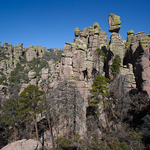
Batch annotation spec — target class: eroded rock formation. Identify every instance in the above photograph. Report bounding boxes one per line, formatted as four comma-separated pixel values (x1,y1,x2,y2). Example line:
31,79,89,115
60,22,107,101
1,13,150,149
124,32,150,96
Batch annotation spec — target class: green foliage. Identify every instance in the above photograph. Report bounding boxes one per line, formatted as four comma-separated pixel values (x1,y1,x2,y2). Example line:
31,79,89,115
27,57,48,76
90,76,110,108
50,134,84,150
54,137,73,149
9,63,28,90
2,82,8,86
1,98,18,126
111,55,121,75
95,48,107,63
19,53,27,64
0,76,6,84
18,85,45,120
129,131,143,149
108,138,130,150
88,135,130,150
50,134,131,150
43,49,63,62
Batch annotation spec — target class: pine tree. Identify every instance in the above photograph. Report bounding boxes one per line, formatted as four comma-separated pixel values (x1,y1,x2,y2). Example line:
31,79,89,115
90,76,110,132
18,85,45,141
111,55,121,75
1,98,18,141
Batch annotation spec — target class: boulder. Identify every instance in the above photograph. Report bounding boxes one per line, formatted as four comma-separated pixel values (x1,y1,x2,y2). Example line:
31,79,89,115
1,139,42,150
28,70,36,80
41,68,49,79
108,13,121,33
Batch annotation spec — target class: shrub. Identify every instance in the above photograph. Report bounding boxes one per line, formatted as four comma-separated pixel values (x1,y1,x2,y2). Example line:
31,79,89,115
27,57,48,76
43,49,63,62
111,55,121,75
95,48,107,63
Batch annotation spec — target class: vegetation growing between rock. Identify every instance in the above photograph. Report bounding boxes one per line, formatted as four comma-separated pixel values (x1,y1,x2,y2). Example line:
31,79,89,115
1,13,150,150
90,76,110,132
95,48,107,63
111,55,121,75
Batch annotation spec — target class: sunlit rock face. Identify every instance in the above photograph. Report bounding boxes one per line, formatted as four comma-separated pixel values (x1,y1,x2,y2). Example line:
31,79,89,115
60,22,107,101
1,13,150,148
125,32,150,97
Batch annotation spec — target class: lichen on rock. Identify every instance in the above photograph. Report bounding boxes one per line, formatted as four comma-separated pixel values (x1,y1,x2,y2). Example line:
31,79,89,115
125,30,134,51
127,30,134,35
140,35,150,50
108,13,121,33
92,22,100,29
74,27,80,37
80,28,88,37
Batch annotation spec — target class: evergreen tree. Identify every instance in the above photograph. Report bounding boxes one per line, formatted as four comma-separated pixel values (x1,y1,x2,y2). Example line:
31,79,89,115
95,48,107,63
1,98,18,141
111,55,121,75
90,76,110,131
18,85,45,140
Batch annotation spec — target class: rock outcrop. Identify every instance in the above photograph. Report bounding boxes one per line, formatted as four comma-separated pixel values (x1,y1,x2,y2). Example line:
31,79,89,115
125,32,150,96
108,14,126,81
60,22,107,101
0,43,63,99
1,139,42,150
1,13,150,149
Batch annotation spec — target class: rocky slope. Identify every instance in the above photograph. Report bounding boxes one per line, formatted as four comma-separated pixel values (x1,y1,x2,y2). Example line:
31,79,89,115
0,13,150,149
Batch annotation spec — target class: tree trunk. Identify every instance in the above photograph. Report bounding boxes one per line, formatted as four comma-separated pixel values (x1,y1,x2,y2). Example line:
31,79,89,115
53,116,58,137
14,123,17,141
34,115,38,141
47,113,55,148
104,110,110,132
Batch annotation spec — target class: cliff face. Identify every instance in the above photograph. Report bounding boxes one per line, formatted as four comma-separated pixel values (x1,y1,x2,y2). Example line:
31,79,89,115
1,13,148,101
60,23,107,101
0,43,62,101
0,13,150,149
124,32,150,96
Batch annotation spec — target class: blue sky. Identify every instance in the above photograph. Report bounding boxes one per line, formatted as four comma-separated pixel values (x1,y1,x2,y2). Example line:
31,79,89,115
0,0,150,49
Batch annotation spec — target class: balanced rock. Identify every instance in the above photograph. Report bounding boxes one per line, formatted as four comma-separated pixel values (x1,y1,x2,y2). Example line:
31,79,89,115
108,13,121,32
